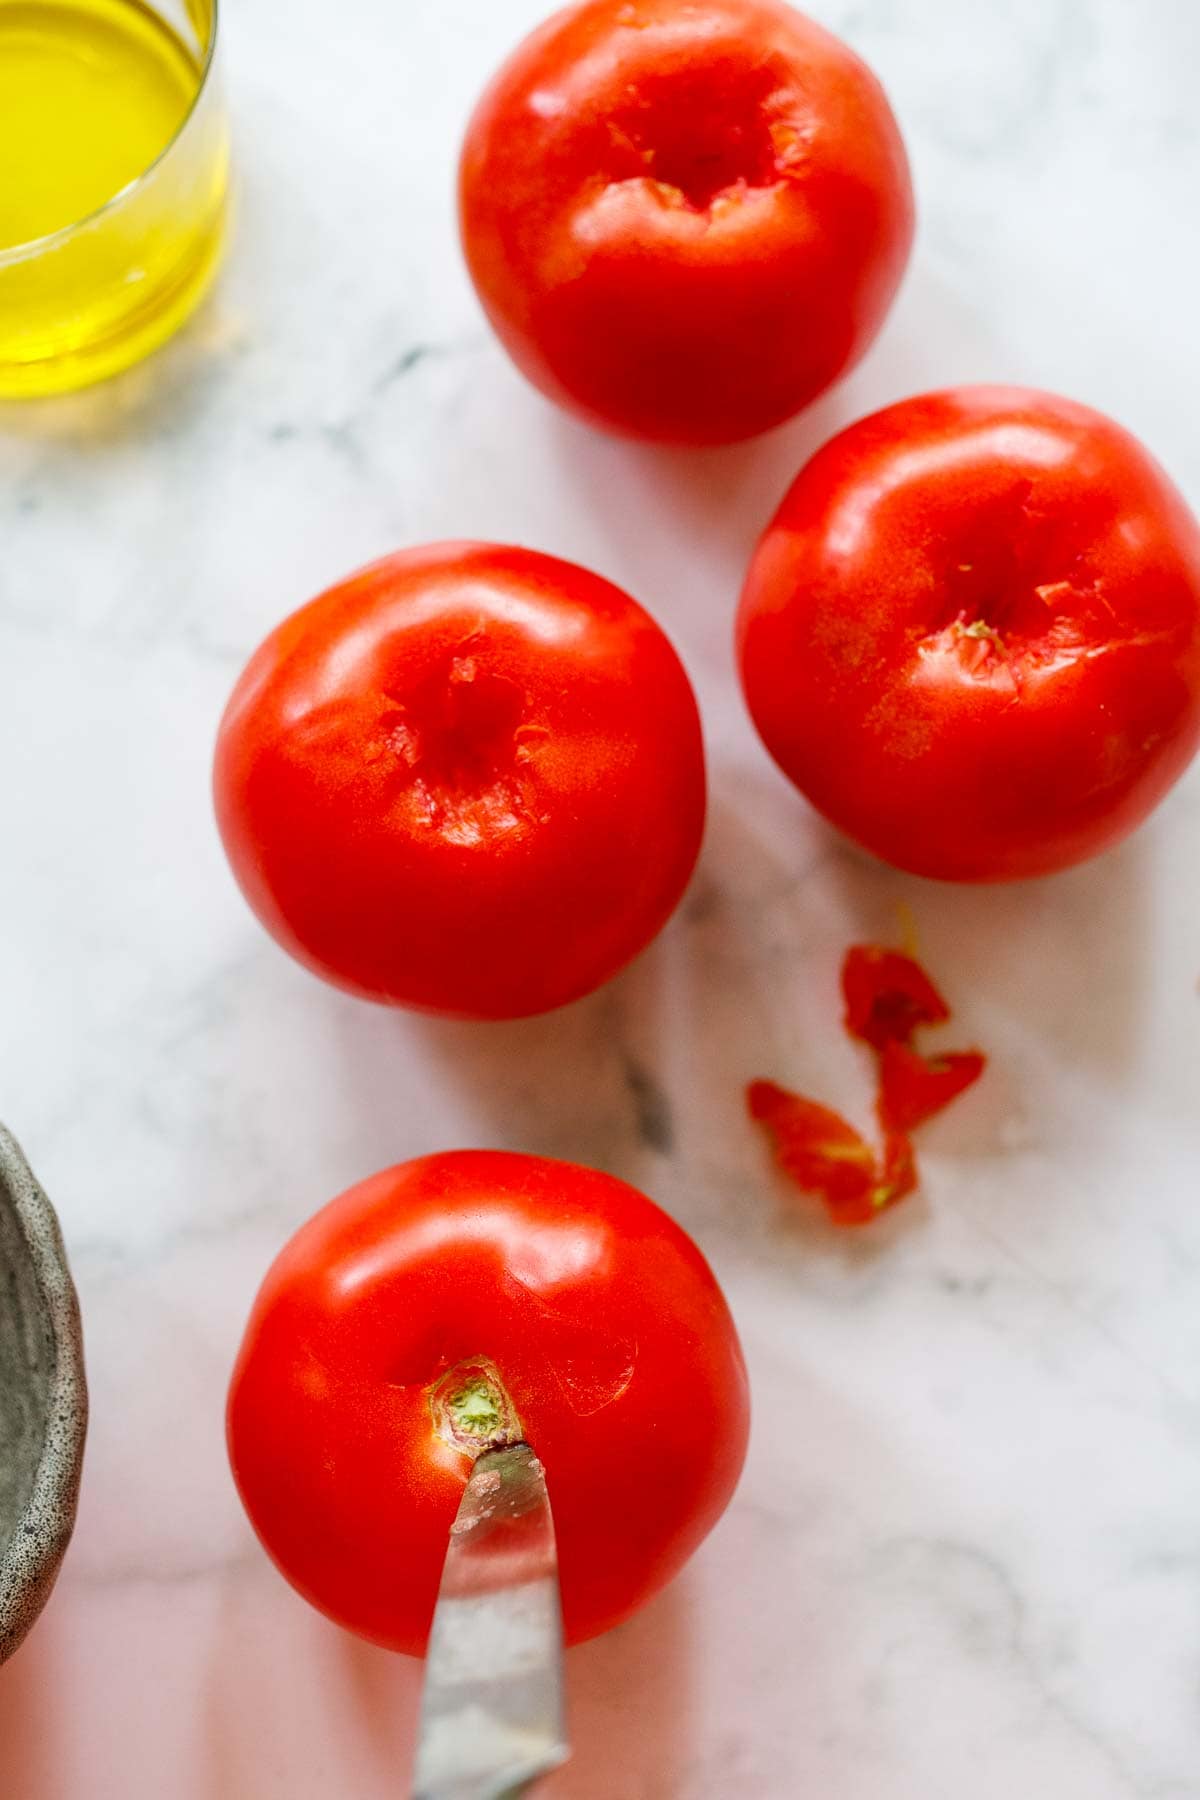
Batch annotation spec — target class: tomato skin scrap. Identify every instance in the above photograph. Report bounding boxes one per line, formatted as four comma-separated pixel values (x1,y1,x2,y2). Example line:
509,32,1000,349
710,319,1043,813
877,1131,917,1210
748,1080,872,1204
747,1080,914,1228
750,940,986,1227
842,945,950,1050
878,1041,986,1134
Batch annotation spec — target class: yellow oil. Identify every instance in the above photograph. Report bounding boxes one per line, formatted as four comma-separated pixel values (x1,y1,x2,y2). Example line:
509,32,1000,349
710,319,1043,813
0,0,229,395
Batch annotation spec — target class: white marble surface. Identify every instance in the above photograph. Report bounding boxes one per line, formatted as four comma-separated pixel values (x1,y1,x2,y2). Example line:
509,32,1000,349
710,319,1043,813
2,0,1200,1793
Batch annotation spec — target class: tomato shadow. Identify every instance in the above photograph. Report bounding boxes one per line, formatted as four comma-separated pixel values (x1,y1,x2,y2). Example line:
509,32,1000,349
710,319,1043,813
405,945,680,1192
0,1625,59,1796
546,1581,694,1800
194,1554,693,1799
332,1628,424,1789
538,385,855,688
552,1367,903,1796
198,1567,423,1799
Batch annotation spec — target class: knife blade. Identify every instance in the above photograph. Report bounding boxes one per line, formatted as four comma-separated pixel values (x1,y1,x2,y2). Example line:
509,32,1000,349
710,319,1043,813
412,1442,569,1800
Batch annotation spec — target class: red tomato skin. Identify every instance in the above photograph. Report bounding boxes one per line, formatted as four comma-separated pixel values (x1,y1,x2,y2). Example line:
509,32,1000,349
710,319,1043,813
877,1042,986,1135
841,945,949,1051
227,1152,750,1655
459,0,914,445
738,387,1200,880
747,1078,875,1212
213,543,705,1019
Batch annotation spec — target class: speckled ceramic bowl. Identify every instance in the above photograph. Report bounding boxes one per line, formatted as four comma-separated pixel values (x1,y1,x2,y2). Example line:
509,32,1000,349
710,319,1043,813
0,1127,86,1662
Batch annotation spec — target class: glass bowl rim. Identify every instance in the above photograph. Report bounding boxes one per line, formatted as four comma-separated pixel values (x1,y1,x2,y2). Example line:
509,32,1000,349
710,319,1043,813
0,0,222,270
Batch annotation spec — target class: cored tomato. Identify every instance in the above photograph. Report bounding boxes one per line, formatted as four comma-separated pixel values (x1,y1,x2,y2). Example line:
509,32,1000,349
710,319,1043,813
459,0,914,444
227,1151,750,1654
213,543,705,1018
738,387,1200,880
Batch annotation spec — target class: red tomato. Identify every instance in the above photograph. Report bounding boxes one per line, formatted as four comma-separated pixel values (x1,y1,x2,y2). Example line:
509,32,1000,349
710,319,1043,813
227,1151,750,1654
213,543,705,1018
459,0,914,445
739,387,1200,879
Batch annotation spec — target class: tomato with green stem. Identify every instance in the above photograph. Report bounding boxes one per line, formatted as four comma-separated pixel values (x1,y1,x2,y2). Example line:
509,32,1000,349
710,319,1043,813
228,1151,749,1654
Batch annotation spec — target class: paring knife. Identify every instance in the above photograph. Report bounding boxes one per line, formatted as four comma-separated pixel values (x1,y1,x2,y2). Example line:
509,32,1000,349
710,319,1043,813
412,1442,569,1800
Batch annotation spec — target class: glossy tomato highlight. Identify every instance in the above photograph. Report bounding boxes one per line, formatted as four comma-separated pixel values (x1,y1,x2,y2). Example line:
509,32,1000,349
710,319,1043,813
739,387,1200,879
227,1152,750,1654
214,543,705,1018
460,0,914,444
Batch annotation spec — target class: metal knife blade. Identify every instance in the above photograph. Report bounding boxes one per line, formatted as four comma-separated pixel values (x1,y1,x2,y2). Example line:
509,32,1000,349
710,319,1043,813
412,1443,569,1800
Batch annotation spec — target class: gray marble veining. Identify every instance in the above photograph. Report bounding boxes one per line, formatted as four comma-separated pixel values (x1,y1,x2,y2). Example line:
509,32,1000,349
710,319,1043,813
0,0,1197,1794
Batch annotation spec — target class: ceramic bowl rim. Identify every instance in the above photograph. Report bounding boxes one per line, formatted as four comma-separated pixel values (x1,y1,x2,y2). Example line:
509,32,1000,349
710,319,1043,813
0,1126,88,1662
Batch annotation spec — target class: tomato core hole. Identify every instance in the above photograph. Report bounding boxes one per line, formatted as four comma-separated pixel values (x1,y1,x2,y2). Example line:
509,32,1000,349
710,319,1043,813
391,655,529,787
929,573,1066,670
379,652,547,844
607,65,795,210
928,481,1087,656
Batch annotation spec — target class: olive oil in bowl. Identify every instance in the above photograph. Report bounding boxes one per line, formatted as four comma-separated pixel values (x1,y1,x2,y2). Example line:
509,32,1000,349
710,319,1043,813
0,0,229,395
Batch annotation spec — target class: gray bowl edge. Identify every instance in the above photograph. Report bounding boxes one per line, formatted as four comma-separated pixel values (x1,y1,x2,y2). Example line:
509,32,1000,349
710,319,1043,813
0,1126,87,1663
